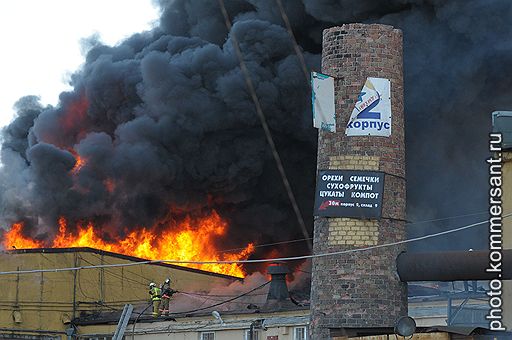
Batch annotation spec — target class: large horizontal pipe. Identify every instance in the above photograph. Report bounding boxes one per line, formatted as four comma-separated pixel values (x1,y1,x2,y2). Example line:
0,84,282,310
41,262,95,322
396,250,512,282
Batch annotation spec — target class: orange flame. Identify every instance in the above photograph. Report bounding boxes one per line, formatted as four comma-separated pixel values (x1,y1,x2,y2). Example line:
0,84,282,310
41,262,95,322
72,154,86,173
3,223,44,249
67,149,86,174
2,212,253,277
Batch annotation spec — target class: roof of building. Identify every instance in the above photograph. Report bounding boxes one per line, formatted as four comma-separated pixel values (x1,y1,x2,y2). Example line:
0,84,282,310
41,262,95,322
74,301,310,326
74,268,309,326
2,247,241,280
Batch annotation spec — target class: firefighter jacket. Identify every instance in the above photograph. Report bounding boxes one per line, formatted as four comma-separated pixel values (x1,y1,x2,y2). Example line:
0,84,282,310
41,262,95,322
161,283,176,299
149,286,162,301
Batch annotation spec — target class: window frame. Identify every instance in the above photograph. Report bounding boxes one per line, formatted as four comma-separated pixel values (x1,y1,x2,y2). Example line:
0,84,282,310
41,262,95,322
199,331,215,340
293,326,308,340
244,329,259,340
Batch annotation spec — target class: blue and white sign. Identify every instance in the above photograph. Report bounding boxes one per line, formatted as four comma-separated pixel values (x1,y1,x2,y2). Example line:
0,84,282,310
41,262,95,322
311,72,336,133
346,77,391,137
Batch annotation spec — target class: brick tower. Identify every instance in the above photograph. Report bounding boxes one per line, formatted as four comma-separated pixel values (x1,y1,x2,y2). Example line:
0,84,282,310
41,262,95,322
310,24,407,338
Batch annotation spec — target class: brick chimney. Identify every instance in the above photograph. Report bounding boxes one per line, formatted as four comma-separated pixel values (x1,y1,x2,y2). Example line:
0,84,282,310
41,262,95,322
310,24,407,338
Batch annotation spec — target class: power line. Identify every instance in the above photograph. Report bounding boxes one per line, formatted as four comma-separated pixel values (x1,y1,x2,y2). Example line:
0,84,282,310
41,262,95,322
217,0,312,253
132,281,270,323
218,237,313,253
82,253,147,288
274,0,310,86
168,281,270,315
406,211,489,225
0,290,268,307
0,214,506,275
217,210,491,253
179,291,267,298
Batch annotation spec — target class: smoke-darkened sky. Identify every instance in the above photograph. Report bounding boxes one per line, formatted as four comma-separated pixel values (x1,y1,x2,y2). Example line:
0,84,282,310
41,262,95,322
1,0,507,256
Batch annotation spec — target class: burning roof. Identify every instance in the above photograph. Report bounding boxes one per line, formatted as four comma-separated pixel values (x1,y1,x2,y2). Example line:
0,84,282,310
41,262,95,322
2,212,253,277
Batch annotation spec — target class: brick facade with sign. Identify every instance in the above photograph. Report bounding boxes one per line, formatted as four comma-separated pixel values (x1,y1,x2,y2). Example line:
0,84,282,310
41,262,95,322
310,24,407,338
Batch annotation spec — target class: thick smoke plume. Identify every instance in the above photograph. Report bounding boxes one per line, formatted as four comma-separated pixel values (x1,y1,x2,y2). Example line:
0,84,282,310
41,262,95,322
1,0,507,256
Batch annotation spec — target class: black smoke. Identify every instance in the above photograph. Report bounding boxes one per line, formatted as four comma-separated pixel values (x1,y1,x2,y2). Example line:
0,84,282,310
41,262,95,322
1,0,507,255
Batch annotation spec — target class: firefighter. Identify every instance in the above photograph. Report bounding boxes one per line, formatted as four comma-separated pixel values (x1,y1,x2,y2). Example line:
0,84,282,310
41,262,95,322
148,282,162,317
160,277,176,316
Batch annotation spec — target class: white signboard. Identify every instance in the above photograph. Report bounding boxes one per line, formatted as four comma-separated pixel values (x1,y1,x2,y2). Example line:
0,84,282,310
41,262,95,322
311,72,336,132
345,77,391,137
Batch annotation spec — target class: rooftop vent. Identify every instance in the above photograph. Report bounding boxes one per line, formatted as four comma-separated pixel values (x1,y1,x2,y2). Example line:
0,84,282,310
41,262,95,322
267,265,290,301
264,264,297,310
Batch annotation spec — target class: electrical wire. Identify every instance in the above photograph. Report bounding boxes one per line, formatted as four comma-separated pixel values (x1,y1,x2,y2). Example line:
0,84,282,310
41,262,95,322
88,252,150,285
217,0,312,253
405,211,489,225
77,258,100,302
167,281,270,315
82,254,147,288
132,302,153,340
179,296,263,305
218,237,313,253
0,214,507,275
274,0,310,86
128,281,269,336
78,255,150,310
0,290,268,307
3,210,484,275
179,291,267,298
216,210,491,253
0,292,268,309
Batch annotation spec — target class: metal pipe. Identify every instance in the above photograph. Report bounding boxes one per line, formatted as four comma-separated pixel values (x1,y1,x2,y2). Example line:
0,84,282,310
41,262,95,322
396,250,512,282
0,327,66,335
73,253,78,320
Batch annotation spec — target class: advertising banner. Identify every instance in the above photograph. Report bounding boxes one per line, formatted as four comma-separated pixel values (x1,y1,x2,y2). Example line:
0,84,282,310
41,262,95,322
311,72,336,132
346,77,391,137
314,170,384,219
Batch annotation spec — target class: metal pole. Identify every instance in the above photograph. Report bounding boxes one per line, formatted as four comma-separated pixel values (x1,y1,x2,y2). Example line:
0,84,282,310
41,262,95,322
447,296,452,326
113,304,134,340
73,254,78,320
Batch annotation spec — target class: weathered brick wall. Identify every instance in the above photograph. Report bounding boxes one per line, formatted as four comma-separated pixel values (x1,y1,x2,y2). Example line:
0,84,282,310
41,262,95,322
310,24,407,339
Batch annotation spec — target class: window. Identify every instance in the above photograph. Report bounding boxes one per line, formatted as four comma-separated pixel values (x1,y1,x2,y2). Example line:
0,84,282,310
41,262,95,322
200,332,215,340
293,326,307,340
244,329,259,340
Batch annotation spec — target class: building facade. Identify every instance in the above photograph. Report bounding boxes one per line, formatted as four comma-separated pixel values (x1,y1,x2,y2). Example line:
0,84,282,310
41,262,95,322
0,248,237,339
